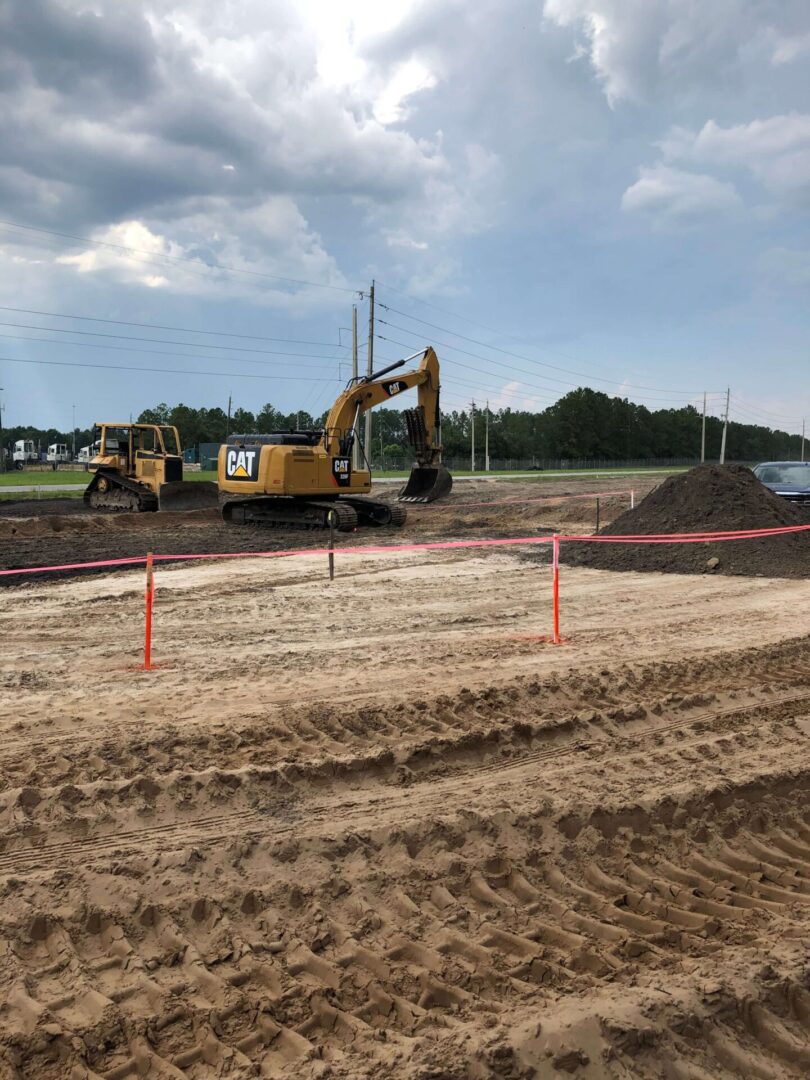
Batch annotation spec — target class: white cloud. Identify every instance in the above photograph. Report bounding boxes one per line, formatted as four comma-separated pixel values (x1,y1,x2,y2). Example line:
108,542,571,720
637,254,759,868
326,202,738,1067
373,58,437,124
660,114,810,205
52,198,349,309
621,164,741,222
770,31,810,66
543,0,809,104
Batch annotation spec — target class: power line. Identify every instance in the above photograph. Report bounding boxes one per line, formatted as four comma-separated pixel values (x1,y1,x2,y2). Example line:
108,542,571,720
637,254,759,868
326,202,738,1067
378,329,709,409
378,314,719,402
0,331,345,370
732,396,805,423
730,402,802,432
0,219,359,294
0,304,341,347
0,319,346,361
0,355,342,383
376,286,709,395
377,332,558,405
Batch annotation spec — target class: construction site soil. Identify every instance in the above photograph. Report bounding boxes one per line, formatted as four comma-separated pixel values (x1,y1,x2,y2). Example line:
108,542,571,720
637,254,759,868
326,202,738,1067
0,476,647,585
566,465,810,578
2,473,810,1078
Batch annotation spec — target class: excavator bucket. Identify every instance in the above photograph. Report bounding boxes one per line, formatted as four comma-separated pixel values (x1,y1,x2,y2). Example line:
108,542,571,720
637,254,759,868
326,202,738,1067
158,481,219,512
398,464,453,503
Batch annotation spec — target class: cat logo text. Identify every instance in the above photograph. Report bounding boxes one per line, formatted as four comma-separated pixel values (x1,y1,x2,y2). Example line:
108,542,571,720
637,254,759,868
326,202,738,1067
332,457,352,488
225,448,259,481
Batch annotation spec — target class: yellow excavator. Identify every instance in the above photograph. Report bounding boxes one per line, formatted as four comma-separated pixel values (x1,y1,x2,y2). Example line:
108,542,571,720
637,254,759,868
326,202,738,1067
219,346,452,530
84,423,219,512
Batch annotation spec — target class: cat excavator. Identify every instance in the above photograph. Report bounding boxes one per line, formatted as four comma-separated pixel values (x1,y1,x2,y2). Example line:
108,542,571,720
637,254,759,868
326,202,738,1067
84,423,219,512
219,346,452,531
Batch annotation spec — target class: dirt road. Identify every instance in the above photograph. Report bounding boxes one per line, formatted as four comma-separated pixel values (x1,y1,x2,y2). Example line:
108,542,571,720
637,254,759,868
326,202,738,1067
2,525,810,1077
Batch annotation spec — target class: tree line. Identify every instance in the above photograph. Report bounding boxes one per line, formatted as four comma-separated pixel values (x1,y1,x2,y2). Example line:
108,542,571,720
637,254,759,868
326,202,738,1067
3,387,803,464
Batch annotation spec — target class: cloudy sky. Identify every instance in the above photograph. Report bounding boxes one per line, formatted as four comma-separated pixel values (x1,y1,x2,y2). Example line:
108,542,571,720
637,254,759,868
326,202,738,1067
1,0,808,436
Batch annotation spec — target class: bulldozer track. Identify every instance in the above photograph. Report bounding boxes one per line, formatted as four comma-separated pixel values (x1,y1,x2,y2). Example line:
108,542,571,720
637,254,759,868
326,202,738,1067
3,688,807,880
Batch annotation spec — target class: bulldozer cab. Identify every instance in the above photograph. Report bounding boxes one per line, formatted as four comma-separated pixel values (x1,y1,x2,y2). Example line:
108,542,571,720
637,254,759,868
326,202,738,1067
93,424,182,478
87,423,218,512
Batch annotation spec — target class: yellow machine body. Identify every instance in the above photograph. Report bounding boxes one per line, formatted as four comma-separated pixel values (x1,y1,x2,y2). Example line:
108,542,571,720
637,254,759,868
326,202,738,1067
85,423,218,512
219,347,451,530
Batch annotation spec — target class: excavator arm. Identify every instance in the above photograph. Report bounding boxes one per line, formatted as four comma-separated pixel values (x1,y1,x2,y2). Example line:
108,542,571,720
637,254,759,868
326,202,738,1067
323,347,440,456
323,346,451,503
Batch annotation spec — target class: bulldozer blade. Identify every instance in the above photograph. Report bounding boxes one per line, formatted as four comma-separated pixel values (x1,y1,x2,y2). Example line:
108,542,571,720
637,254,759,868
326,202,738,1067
398,464,453,503
158,481,219,512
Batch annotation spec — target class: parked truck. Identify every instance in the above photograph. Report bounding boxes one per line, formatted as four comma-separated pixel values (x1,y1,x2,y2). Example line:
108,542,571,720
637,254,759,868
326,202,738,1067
12,439,37,470
78,442,100,466
46,443,71,468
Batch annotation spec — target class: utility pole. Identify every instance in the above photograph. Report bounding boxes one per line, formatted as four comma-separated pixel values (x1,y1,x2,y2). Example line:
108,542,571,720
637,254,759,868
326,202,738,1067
72,403,77,460
802,419,806,463
485,399,490,471
700,392,706,464
226,394,232,439
719,387,730,465
365,281,375,467
0,388,4,473
470,400,476,472
352,304,360,469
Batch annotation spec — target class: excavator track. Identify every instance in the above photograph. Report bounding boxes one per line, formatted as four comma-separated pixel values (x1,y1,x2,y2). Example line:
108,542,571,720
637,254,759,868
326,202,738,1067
341,498,408,528
221,497,360,531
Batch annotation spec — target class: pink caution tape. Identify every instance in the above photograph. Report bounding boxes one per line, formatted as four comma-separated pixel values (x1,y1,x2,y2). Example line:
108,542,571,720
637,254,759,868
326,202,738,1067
562,524,810,543
0,535,557,578
2,522,810,579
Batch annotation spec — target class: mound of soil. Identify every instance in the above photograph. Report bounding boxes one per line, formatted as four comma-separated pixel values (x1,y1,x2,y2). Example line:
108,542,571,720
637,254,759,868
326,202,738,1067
565,464,810,577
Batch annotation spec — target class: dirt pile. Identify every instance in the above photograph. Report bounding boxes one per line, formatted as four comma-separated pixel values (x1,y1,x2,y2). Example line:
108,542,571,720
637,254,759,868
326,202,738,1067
565,464,810,577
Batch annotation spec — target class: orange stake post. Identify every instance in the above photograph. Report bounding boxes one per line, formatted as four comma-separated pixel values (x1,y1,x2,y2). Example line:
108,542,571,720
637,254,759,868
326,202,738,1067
144,551,155,670
552,536,560,644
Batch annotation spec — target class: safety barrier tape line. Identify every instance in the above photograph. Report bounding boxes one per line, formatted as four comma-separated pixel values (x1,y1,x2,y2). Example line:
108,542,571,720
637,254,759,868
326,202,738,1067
0,536,557,578
563,524,810,543
3,522,810,578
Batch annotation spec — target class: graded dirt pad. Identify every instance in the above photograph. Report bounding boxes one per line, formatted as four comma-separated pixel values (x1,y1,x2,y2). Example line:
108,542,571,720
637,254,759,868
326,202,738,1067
0,498,92,520
0,474,654,584
566,464,810,578
1,545,810,1078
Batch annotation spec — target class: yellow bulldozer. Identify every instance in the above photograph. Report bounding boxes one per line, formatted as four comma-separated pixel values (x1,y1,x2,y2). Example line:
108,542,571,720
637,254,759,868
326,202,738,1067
84,423,219,512
219,346,452,530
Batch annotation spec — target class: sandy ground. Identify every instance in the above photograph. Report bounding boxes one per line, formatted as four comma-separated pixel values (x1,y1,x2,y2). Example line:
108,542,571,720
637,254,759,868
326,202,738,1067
1,480,810,1078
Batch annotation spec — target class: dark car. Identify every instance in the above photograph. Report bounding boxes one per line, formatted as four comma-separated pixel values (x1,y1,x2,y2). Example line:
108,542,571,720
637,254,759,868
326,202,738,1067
752,461,810,503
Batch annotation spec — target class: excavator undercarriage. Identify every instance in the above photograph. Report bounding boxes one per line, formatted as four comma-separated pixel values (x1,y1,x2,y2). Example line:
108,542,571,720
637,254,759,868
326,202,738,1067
221,495,407,531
